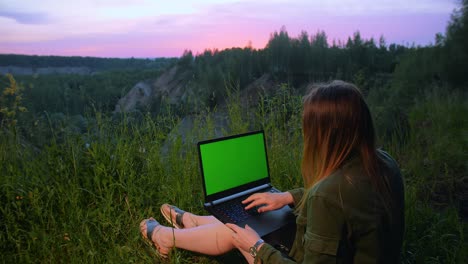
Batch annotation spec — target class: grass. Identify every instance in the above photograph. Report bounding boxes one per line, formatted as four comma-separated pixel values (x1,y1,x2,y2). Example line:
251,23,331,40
390,87,468,263
1,84,467,263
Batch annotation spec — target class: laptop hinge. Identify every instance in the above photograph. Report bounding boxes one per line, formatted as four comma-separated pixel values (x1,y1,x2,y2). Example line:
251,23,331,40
204,184,272,207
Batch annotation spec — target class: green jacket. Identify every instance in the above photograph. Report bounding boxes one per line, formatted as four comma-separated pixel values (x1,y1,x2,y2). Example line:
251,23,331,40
256,150,404,263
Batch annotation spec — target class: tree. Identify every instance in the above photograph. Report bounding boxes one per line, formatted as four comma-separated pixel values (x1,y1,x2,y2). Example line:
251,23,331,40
379,35,387,50
310,30,328,79
443,0,468,86
266,26,291,75
0,74,27,129
178,50,194,68
290,31,311,80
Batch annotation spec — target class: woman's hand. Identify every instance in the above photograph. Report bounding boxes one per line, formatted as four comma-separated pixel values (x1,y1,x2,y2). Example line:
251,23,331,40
242,192,294,213
226,223,262,253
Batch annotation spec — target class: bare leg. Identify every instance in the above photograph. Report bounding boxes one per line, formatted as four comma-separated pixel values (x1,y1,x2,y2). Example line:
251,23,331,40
187,215,219,226
141,218,232,254
140,218,255,263
160,204,219,228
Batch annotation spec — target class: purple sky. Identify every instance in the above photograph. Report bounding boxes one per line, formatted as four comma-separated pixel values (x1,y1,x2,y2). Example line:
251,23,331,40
0,0,459,58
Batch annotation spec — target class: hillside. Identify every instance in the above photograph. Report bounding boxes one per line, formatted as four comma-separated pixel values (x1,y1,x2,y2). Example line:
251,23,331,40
114,65,280,114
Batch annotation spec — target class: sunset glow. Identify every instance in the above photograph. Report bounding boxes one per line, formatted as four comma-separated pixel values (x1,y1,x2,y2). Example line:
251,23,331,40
0,0,458,58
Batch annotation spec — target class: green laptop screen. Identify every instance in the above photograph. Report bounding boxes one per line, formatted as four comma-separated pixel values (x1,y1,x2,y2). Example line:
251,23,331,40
200,132,269,196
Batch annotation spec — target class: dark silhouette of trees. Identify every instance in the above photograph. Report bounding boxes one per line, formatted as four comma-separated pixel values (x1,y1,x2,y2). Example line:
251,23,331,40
265,26,291,79
443,0,468,86
0,54,176,71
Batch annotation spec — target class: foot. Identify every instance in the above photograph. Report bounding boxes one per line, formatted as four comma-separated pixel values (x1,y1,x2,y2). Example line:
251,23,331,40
139,218,174,257
160,204,198,228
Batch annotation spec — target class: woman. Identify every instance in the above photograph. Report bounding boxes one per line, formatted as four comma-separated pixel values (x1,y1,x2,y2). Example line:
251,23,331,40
140,80,405,263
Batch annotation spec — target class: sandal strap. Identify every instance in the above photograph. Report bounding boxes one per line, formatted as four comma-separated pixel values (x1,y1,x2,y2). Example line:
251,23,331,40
172,206,186,228
146,219,159,241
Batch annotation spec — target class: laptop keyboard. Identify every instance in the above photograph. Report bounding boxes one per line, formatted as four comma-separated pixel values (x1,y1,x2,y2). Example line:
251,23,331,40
212,189,280,223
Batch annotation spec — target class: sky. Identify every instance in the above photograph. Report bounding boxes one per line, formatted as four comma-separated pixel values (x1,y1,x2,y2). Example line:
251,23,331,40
0,0,459,58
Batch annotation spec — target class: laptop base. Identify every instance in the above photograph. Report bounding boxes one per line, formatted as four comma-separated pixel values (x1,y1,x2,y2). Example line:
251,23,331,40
262,219,297,254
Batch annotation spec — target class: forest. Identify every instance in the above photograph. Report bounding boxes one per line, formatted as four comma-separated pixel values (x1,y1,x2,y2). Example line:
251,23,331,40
0,54,177,70
0,1,467,263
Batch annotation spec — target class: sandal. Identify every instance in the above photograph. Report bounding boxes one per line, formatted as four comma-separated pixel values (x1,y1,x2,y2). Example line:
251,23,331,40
141,218,168,258
160,204,187,229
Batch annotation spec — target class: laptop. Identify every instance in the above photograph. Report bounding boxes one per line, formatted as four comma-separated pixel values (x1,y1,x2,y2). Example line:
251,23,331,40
197,130,295,237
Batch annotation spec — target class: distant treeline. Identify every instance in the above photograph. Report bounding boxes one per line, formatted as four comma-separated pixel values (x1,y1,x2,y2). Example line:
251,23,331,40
0,54,177,71
174,1,467,107
180,30,406,96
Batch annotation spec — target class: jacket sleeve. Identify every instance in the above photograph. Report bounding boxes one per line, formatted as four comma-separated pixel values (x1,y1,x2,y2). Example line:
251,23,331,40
254,188,305,263
255,188,345,264
255,243,297,264
302,195,344,264
287,188,304,207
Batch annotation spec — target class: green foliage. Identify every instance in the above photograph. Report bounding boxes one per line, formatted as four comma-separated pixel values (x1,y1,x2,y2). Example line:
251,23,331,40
0,90,302,263
380,85,468,263
403,185,467,263
15,69,166,115
0,74,27,129
443,0,468,86
1,83,466,263
386,87,468,213
224,81,249,134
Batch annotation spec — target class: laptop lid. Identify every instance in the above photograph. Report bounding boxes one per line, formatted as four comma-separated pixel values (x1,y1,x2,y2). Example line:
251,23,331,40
198,130,272,203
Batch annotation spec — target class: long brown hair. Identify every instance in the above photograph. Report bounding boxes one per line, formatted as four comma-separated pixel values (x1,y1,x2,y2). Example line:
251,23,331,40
299,80,393,213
